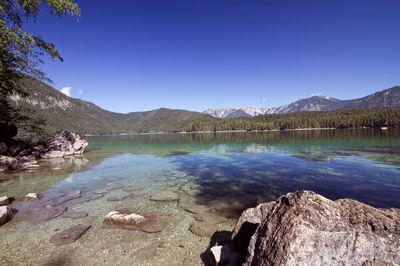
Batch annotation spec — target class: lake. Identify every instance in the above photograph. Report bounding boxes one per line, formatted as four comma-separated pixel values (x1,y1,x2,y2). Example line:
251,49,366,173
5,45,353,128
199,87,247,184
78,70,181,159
1,128,400,265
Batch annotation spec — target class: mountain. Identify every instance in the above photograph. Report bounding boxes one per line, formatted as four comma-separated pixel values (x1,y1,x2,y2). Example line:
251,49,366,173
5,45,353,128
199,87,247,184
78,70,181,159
8,76,213,138
204,86,400,118
203,106,268,118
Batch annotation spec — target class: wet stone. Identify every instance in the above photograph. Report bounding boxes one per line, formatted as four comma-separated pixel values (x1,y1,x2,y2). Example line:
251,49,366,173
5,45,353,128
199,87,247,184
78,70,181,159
107,183,124,191
67,197,90,205
189,222,218,237
104,211,181,233
23,193,42,201
123,186,144,192
107,194,128,202
52,191,81,205
50,224,91,246
92,189,108,194
0,206,14,225
90,193,104,200
129,192,146,198
150,191,180,202
0,195,11,206
61,211,88,219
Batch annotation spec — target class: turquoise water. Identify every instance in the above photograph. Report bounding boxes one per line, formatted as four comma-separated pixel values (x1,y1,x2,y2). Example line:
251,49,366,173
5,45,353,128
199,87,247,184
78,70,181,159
1,128,400,265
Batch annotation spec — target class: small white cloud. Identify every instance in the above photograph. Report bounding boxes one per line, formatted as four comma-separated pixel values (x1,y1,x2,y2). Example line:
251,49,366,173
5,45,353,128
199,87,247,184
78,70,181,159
78,89,83,95
310,92,322,97
60,87,72,97
262,98,267,102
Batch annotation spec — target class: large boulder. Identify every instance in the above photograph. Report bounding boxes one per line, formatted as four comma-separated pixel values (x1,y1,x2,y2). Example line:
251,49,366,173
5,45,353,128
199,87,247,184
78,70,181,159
231,190,400,265
42,131,88,159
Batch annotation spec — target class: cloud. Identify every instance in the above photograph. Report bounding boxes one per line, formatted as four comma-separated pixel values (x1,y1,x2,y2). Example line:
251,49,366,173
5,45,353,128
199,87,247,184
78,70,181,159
60,87,72,97
262,98,267,102
78,89,83,95
310,92,322,97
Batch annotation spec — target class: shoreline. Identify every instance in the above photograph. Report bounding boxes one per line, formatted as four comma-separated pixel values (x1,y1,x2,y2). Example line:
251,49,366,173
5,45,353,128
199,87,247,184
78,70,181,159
84,126,393,137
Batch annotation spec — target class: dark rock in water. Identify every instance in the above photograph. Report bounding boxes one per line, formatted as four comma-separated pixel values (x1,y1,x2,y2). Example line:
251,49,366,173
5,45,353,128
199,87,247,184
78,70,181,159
61,211,88,219
42,131,88,159
0,195,12,206
0,206,15,225
150,191,180,202
189,222,217,237
231,190,400,265
104,211,181,233
106,194,128,202
50,224,91,246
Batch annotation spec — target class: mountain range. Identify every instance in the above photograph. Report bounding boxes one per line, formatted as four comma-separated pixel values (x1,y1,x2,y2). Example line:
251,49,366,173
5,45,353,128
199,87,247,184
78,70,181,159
6,76,400,137
203,87,400,118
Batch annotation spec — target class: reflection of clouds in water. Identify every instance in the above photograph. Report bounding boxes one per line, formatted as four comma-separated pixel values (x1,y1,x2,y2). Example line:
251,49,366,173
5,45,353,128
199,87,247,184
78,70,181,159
208,143,278,154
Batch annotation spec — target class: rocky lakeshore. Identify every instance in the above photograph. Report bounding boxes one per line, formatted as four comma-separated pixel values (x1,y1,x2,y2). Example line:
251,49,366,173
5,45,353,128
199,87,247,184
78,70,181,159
208,190,400,266
0,130,88,173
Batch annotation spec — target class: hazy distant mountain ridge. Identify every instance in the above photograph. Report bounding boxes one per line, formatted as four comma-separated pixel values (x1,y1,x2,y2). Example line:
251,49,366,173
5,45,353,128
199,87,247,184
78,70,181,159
204,87,400,118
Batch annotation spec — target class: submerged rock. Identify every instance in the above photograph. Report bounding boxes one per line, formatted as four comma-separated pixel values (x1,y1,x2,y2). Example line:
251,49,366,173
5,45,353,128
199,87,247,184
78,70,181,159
189,222,217,237
150,191,180,202
231,190,400,265
104,211,180,233
61,211,88,219
52,190,81,205
0,195,11,206
194,213,227,224
123,186,144,192
106,183,124,191
106,194,128,202
184,204,211,214
0,206,14,225
50,224,91,246
115,202,137,213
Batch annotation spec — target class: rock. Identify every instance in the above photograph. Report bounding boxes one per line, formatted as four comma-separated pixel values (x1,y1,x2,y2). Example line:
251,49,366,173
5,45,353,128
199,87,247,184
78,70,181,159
0,155,19,172
0,142,8,155
61,211,88,219
150,191,180,202
106,183,124,191
90,193,104,200
189,222,217,237
184,204,210,214
232,190,400,266
23,192,42,201
42,131,88,159
0,206,14,225
208,245,238,266
123,186,144,192
52,190,81,205
49,224,91,246
92,189,108,194
104,211,180,233
107,194,128,202
0,195,11,206
194,213,227,224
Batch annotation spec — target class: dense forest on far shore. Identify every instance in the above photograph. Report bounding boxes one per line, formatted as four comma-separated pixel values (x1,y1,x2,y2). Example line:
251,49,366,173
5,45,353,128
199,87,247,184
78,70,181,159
185,108,400,132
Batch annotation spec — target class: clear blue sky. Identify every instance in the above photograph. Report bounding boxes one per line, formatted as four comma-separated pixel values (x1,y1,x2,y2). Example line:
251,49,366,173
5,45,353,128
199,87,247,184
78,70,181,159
25,0,400,113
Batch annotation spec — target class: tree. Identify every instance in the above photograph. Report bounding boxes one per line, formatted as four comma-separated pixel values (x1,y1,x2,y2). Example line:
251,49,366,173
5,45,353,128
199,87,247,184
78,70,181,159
0,0,80,140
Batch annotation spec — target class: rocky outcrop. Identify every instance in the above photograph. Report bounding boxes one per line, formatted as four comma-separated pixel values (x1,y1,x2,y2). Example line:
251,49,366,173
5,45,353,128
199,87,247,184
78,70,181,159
228,190,400,265
0,131,88,172
41,131,88,159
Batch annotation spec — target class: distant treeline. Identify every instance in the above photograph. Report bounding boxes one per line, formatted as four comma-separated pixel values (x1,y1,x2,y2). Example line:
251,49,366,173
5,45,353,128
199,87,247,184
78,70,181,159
185,108,400,132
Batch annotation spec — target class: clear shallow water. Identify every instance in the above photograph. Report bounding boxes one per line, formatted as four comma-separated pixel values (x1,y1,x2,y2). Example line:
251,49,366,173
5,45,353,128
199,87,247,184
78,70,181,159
1,128,400,265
